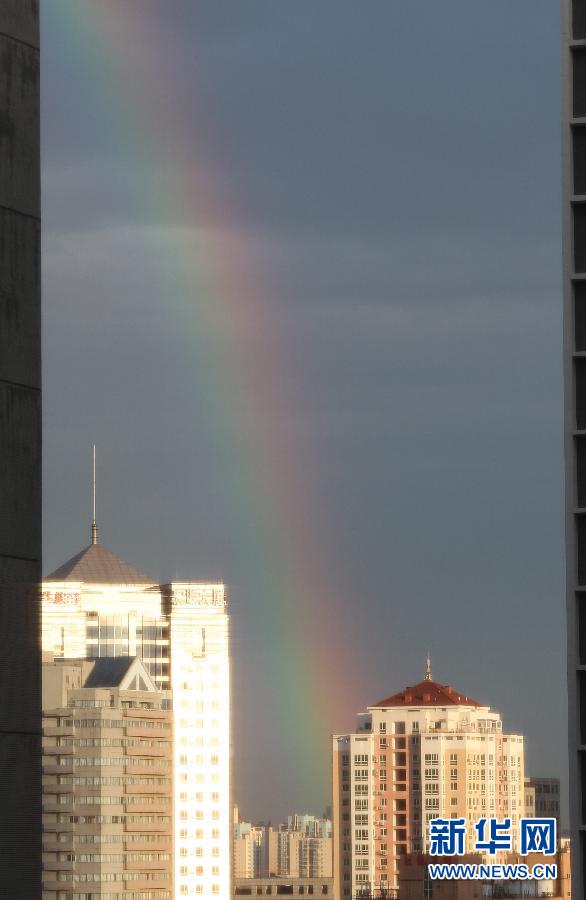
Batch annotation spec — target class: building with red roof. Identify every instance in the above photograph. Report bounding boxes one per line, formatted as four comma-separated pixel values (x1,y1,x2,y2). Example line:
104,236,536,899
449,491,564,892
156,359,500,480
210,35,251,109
332,660,525,899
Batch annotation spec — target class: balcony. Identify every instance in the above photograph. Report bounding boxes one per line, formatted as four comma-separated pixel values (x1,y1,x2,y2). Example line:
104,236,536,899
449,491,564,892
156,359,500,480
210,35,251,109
43,725,73,737
43,820,74,833
42,841,73,853
42,879,73,892
124,820,170,833
43,763,73,776
42,801,74,814
125,745,170,758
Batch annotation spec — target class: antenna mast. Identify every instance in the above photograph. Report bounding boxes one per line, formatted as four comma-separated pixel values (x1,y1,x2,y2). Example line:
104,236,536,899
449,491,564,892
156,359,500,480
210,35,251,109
91,445,98,545
424,653,432,681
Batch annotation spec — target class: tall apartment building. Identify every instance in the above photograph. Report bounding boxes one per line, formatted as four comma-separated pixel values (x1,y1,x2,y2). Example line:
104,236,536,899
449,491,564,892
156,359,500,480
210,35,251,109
273,815,333,877
269,829,333,878
233,824,254,879
0,2,41,894
233,819,269,878
42,656,173,898
42,528,231,899
287,813,332,837
332,668,524,898
524,776,561,823
233,814,333,879
562,2,586,895
287,815,333,838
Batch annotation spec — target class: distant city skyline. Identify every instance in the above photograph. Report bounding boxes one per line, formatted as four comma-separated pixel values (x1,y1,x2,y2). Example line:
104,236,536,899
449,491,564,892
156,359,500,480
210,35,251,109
42,1,565,822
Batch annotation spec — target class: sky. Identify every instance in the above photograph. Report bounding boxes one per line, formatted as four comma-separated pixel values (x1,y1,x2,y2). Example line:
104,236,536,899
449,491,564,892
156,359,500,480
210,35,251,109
41,1,565,825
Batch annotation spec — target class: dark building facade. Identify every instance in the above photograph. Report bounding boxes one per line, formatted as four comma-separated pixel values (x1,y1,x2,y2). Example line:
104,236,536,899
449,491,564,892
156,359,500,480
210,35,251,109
0,0,41,896
563,1,586,898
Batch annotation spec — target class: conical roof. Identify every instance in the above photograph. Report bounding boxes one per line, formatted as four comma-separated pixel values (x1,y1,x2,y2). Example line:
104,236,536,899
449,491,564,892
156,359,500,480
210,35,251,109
46,542,153,584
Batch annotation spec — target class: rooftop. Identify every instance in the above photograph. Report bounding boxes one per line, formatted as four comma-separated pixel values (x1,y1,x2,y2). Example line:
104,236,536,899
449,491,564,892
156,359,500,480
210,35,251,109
83,656,157,691
46,542,154,584
372,678,482,708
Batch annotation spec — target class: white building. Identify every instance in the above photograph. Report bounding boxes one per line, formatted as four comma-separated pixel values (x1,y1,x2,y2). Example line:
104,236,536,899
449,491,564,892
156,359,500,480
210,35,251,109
333,665,525,897
42,527,231,899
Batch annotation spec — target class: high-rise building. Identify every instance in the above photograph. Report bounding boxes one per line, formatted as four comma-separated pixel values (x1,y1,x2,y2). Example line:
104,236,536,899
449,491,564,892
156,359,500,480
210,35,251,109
269,829,333,879
233,813,333,879
0,2,41,895
233,816,270,879
42,526,231,899
332,667,524,898
524,776,561,824
562,2,586,896
42,656,173,899
287,814,333,839
233,823,255,879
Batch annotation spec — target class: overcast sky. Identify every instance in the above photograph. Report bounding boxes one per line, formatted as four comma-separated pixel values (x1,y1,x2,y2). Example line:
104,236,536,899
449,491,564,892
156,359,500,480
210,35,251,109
42,1,565,824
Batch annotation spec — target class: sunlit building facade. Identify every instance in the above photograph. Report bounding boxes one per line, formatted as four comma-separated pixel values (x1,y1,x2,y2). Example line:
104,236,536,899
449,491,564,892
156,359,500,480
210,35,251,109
269,830,333,878
42,531,231,899
233,820,268,879
332,667,524,898
42,656,173,899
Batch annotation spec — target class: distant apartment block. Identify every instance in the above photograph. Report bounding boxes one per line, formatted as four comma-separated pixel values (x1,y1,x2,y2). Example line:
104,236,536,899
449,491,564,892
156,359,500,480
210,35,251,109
42,656,173,899
269,829,333,879
332,668,525,897
287,815,332,838
234,812,332,879
524,776,561,823
233,815,271,878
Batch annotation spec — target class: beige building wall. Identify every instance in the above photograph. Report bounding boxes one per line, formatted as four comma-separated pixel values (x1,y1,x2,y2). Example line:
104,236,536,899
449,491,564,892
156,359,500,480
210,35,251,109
268,828,279,876
233,832,254,878
42,657,173,899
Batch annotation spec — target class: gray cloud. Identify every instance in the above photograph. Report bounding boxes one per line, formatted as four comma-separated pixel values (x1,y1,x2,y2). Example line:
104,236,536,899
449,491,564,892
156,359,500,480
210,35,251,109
42,0,566,823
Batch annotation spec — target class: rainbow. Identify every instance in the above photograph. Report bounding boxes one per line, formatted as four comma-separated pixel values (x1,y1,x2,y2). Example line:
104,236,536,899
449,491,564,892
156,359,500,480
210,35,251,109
43,1,361,810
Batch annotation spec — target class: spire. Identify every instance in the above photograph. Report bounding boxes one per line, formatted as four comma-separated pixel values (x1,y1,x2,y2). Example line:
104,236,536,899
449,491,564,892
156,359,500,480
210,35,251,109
424,653,432,681
91,444,99,545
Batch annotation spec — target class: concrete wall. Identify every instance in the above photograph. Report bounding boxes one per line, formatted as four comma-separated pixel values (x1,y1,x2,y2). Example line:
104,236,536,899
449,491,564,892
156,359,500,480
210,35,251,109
0,0,41,895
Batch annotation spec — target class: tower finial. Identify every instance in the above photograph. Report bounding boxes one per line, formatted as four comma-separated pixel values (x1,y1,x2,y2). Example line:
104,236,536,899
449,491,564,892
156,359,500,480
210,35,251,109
91,444,99,545
425,653,432,681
